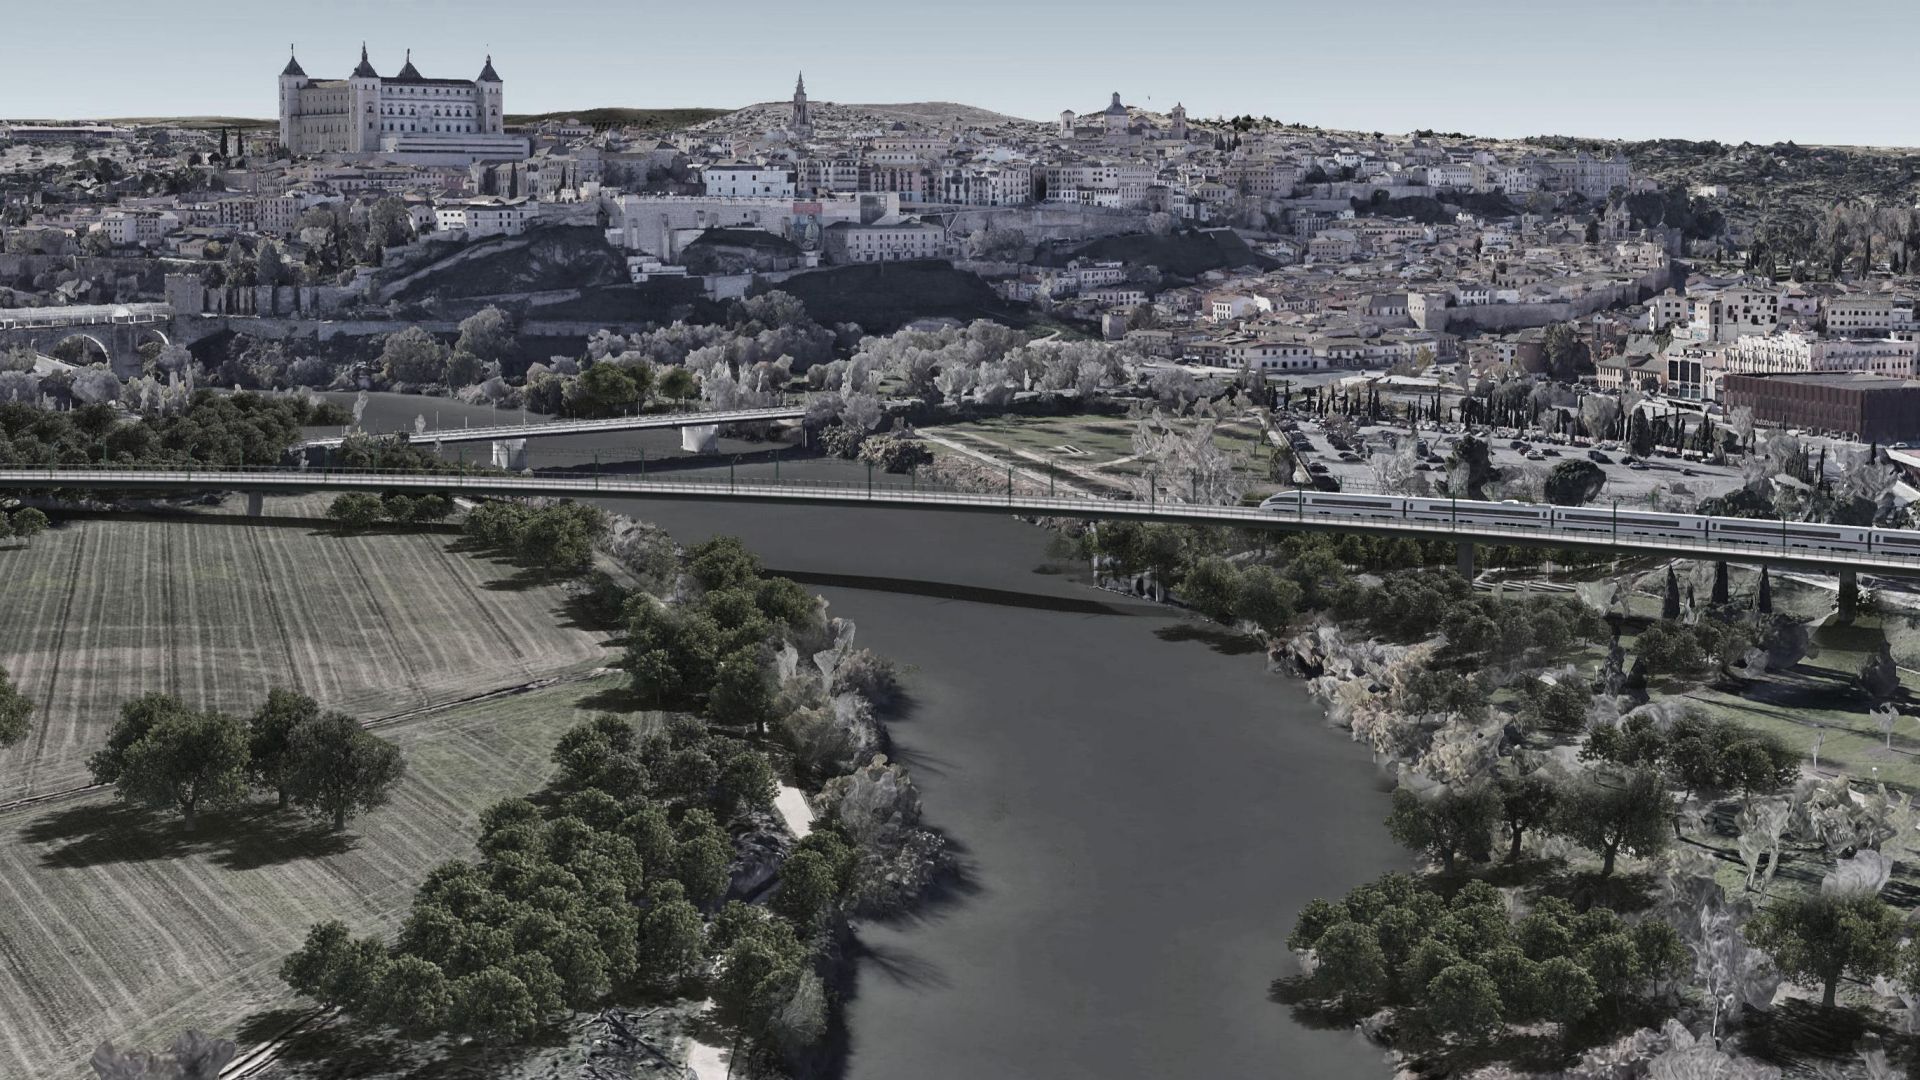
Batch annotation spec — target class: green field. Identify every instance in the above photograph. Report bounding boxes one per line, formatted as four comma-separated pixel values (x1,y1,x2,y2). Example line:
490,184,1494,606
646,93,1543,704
0,511,608,802
0,674,620,1079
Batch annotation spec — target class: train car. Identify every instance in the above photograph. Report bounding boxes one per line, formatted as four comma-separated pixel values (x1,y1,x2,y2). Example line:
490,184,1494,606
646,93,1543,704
1868,527,1920,560
1404,497,1552,530
1707,518,1871,555
1549,507,1710,546
1259,490,1409,522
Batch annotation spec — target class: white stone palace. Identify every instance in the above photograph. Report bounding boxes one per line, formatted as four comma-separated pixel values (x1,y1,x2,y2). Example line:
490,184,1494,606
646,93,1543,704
277,44,515,159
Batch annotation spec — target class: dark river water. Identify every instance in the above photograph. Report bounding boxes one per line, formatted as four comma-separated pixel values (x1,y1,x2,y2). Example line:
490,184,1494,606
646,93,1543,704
320,393,1404,1078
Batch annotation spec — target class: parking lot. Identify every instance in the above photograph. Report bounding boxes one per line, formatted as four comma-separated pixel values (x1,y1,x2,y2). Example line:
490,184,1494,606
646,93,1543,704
1278,417,1749,505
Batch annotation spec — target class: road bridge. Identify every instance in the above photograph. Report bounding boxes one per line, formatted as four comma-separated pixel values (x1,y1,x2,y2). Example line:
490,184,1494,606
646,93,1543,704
2,466,1915,592
299,405,809,452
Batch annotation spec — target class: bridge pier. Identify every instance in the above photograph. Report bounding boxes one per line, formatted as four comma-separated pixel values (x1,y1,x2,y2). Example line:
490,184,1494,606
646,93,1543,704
681,425,719,454
1456,541,1475,581
491,439,528,471
245,491,264,518
1838,568,1859,622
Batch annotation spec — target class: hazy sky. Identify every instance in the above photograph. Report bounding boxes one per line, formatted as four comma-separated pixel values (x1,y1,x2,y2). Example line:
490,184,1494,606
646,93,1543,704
5,0,1914,146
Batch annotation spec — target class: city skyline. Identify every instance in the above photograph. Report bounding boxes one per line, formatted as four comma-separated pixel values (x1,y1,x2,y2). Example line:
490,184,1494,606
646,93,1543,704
4,0,1917,146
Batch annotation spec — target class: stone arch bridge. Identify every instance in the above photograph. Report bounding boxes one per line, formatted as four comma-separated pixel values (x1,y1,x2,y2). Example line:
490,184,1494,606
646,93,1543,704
0,303,174,377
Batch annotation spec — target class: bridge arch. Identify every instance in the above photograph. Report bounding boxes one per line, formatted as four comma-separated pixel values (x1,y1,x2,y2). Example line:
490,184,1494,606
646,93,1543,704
46,332,112,367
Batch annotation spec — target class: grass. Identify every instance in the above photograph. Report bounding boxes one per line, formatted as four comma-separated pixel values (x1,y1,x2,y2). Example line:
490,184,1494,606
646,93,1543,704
0,510,609,802
0,673,621,1079
929,414,1281,489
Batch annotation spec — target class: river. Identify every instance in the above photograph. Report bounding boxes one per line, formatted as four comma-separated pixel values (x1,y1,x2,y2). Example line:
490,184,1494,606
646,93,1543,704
602,475,1401,1079
316,394,1405,1077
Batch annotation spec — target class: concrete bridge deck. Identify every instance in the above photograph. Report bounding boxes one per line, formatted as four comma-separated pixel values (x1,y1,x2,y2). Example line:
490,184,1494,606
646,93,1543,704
299,405,809,449
2,464,1915,580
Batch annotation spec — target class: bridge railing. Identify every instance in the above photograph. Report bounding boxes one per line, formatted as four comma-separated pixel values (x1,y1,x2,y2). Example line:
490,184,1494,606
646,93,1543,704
5,463,1920,572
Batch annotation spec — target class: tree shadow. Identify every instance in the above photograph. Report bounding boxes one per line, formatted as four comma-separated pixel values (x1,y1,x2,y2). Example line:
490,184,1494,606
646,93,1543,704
1742,998,1889,1070
1153,621,1264,656
767,567,1144,616
852,940,953,992
1525,866,1658,913
23,801,356,871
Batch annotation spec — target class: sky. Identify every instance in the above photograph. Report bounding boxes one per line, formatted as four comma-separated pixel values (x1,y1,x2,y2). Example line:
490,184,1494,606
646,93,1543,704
4,0,1915,146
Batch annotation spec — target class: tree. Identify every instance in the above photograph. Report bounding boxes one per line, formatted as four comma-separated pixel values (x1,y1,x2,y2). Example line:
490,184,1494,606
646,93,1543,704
1712,561,1730,605
1445,435,1496,499
1386,785,1497,872
1758,566,1772,614
1749,893,1903,1009
0,664,32,748
1232,566,1301,636
636,883,706,990
1310,921,1390,1007
10,507,47,546
1542,323,1593,381
454,306,514,368
1543,459,1606,505
658,365,697,406
574,362,641,417
368,955,452,1035
1181,556,1238,620
248,688,319,807
1532,955,1599,1027
1495,772,1558,862
1427,962,1505,1038
285,712,405,831
1662,567,1682,620
448,966,542,1044
1551,770,1672,877
377,327,448,386
110,707,251,829
325,493,385,533
1519,680,1590,733
771,846,842,928
366,196,413,250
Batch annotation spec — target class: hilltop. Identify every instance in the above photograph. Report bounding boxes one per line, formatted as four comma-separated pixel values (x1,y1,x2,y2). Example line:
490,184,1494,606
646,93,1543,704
695,99,1044,138
504,106,729,130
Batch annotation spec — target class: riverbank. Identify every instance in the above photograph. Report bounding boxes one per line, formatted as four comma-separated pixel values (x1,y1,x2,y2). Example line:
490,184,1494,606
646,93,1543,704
599,479,1404,1080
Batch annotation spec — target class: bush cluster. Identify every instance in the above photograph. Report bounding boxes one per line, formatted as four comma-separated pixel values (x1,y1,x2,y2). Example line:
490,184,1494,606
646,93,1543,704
1288,875,1687,1040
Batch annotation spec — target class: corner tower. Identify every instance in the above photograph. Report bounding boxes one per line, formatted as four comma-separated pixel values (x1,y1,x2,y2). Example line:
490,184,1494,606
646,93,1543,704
348,43,381,152
477,54,504,134
278,46,307,152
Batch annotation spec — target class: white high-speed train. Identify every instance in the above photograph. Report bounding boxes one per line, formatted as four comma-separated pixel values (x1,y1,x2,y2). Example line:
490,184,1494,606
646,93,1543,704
1256,489,1911,557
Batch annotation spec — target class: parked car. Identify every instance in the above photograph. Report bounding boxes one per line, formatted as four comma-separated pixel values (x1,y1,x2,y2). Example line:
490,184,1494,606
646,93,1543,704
1541,448,1561,457
1588,450,1612,464
1338,452,1361,463
1525,450,1546,461
1627,460,1649,471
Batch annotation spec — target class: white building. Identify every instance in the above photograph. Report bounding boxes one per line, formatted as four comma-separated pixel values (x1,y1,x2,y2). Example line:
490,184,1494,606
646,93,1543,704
823,220,946,263
435,196,535,237
703,164,795,199
278,46,511,157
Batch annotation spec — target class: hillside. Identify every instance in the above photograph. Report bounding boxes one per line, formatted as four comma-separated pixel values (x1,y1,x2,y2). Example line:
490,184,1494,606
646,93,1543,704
71,116,275,130
768,260,1034,332
505,106,728,130
1046,228,1270,279
379,225,628,305
696,100,1044,139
